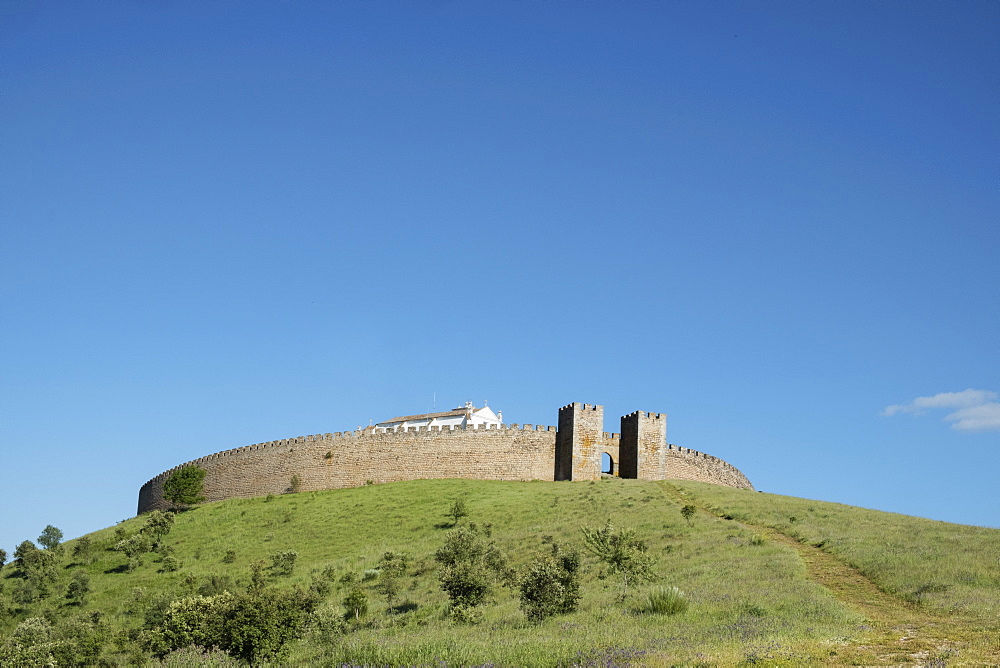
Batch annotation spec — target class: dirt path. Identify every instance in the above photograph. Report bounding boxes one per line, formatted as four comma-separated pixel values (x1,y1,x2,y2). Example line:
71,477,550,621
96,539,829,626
658,482,998,666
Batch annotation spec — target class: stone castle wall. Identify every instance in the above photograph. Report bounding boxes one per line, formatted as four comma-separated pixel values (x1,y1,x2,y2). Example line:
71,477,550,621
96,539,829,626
137,404,754,514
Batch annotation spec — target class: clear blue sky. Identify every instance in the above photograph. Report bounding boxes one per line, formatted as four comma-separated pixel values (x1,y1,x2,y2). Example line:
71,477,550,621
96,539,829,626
2,1,997,556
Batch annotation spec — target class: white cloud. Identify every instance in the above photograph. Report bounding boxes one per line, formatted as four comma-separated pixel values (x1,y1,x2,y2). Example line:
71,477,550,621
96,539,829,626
945,403,1000,433
882,389,1000,432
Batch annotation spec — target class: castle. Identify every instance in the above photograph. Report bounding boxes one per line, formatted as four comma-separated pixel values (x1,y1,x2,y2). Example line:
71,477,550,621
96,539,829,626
137,402,754,514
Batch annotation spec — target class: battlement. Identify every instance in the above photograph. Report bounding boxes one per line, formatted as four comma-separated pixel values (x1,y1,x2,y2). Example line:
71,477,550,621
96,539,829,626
137,400,753,514
560,402,602,412
623,410,665,420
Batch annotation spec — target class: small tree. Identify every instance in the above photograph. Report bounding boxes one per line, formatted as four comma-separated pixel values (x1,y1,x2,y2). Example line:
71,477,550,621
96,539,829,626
518,543,582,622
14,540,38,563
447,498,469,526
268,551,298,577
434,523,508,614
38,525,63,551
163,465,207,509
0,548,7,568
66,571,91,605
15,545,57,597
72,536,92,563
342,588,368,621
141,510,175,548
582,521,657,599
376,551,410,611
115,534,150,572
681,505,696,527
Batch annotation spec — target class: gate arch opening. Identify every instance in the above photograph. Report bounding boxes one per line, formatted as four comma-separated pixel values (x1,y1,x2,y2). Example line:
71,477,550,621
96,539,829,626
601,452,615,475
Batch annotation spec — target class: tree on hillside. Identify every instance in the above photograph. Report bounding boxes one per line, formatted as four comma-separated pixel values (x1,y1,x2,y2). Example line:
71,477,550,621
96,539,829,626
518,542,582,622
0,548,7,568
582,521,657,599
681,505,696,527
434,523,509,618
447,498,469,526
38,525,63,551
141,510,175,549
163,465,207,509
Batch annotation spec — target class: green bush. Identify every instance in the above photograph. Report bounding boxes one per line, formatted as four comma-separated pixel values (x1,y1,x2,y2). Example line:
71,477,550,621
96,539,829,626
434,524,508,609
342,588,368,621
447,498,469,525
680,505,696,527
518,544,582,622
142,511,175,548
582,521,657,599
146,586,318,664
72,536,93,562
269,551,298,577
66,572,91,605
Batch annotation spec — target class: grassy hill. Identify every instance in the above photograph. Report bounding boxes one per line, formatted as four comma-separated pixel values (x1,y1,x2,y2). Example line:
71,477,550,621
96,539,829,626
1,478,997,666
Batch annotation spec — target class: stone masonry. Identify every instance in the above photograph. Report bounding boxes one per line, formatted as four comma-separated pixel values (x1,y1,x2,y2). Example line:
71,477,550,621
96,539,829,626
137,401,753,514
620,411,667,480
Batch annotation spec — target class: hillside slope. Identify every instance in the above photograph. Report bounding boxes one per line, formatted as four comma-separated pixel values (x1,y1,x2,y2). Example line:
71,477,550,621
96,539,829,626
1,478,997,666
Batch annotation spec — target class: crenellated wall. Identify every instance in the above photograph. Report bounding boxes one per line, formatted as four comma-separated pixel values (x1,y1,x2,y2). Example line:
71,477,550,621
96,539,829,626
138,424,558,513
137,403,754,514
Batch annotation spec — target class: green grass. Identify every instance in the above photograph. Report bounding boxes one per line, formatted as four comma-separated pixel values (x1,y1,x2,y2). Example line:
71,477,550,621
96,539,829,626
1,478,997,666
668,479,1000,621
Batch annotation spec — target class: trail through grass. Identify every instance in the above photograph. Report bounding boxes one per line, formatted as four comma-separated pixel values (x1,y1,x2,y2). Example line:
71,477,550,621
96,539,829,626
663,480,1000,666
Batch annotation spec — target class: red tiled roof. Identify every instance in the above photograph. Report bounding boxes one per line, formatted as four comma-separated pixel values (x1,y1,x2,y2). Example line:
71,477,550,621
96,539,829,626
377,408,468,424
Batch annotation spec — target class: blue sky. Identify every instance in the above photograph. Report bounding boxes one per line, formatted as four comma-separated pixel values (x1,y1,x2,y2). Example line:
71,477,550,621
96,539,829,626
2,1,997,556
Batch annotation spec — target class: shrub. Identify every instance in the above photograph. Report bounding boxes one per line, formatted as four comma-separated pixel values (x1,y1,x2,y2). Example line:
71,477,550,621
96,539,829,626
642,586,689,615
222,550,237,564
142,511,175,548
582,521,657,599
434,523,508,609
14,540,38,564
447,498,469,525
72,536,93,562
342,588,368,621
66,572,91,605
289,474,302,493
147,586,319,664
680,505,696,527
269,551,298,577
449,604,483,625
518,544,582,622
115,534,150,572
15,542,57,595
161,556,180,572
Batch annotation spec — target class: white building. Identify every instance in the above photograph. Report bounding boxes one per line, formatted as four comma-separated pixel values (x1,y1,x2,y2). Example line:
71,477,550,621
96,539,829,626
375,402,502,431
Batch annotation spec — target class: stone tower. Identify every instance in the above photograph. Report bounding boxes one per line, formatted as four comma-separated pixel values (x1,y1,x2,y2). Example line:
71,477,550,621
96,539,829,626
619,410,667,479
555,402,604,481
